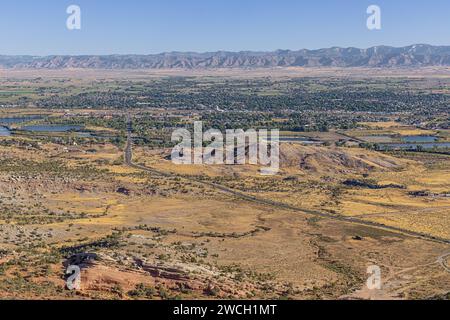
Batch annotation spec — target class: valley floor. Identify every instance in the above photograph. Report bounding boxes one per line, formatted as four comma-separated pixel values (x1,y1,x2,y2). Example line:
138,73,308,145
0,132,448,299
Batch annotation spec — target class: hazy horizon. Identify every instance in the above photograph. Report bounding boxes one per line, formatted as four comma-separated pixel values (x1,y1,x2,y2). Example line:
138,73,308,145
2,43,450,57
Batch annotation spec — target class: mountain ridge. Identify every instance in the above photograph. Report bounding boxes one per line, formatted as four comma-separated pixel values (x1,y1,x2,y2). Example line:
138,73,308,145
2,44,450,69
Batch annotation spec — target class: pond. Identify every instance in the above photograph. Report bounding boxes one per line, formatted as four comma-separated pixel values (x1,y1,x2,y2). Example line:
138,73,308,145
0,115,43,124
401,135,438,143
277,136,322,144
20,125,84,132
0,126,11,136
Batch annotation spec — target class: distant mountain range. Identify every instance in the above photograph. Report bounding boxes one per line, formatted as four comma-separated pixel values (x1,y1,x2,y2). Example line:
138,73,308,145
2,44,450,69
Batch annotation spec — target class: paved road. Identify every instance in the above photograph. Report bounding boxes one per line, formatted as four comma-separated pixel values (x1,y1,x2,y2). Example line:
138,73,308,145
125,113,133,164
124,117,450,247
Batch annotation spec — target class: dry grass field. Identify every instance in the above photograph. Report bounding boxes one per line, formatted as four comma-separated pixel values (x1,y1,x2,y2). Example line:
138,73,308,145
0,127,447,299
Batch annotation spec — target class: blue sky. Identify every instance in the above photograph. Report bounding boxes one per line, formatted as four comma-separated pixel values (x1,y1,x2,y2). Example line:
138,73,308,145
1,0,449,55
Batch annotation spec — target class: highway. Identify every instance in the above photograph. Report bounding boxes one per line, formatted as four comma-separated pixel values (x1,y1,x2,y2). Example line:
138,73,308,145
124,115,450,252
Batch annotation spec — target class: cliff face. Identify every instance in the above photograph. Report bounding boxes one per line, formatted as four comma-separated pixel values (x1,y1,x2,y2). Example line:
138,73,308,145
2,44,450,69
